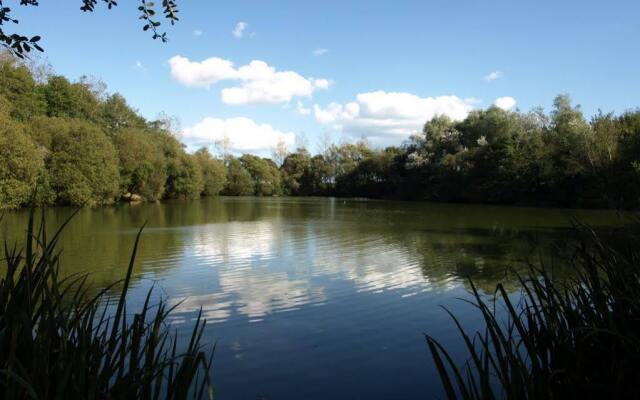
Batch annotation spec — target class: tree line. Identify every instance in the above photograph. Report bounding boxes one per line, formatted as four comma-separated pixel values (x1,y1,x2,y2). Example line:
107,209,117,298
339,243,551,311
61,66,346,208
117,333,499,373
1,57,639,210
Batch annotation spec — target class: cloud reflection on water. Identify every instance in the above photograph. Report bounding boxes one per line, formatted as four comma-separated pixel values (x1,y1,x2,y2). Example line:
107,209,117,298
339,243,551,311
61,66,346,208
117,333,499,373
169,219,437,323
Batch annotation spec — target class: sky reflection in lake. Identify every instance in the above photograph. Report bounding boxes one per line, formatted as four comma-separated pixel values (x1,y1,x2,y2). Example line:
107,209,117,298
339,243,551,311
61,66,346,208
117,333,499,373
0,197,627,399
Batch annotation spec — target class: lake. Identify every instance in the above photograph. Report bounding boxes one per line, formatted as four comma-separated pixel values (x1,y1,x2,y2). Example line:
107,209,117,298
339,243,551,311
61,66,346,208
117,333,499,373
0,197,626,399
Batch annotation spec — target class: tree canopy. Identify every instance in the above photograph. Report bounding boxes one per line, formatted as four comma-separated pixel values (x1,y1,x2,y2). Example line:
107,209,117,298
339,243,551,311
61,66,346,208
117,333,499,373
0,57,228,209
1,57,639,210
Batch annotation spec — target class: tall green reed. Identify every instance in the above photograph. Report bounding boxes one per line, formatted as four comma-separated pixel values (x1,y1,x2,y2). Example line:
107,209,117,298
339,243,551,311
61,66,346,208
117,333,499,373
0,210,214,399
427,222,640,399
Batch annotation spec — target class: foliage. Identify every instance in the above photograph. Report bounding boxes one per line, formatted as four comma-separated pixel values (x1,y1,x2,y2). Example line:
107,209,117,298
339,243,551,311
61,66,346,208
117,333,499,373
0,58,45,120
426,222,640,399
0,0,179,58
100,93,147,134
165,154,204,199
2,57,640,209
114,128,167,201
399,96,640,208
41,75,83,118
0,114,43,209
0,59,231,207
239,154,282,196
46,118,120,206
281,148,311,195
300,155,333,196
0,210,213,399
194,147,227,196
223,158,254,196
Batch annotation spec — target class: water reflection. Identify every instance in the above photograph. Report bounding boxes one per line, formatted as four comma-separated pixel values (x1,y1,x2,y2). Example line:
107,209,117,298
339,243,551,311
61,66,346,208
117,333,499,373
154,199,621,325
0,198,627,399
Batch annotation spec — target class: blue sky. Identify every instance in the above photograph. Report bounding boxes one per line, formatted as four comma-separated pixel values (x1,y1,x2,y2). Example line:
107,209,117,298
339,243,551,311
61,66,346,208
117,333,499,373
12,0,640,154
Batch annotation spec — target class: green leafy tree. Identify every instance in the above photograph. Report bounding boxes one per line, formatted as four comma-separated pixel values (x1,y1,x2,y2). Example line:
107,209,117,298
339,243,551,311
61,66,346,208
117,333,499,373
0,58,45,120
300,155,333,196
41,75,82,118
194,147,227,196
0,114,43,209
165,154,203,199
46,118,120,206
281,148,311,195
100,94,147,134
336,147,402,198
239,154,282,196
324,140,374,183
223,157,254,196
113,128,167,201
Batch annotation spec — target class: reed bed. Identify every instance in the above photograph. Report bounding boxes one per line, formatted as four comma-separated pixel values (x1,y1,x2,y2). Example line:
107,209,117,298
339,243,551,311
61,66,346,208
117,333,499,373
427,221,640,399
0,210,214,399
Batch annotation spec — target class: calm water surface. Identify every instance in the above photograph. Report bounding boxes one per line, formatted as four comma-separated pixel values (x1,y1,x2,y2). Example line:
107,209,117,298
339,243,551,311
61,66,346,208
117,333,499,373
0,197,627,399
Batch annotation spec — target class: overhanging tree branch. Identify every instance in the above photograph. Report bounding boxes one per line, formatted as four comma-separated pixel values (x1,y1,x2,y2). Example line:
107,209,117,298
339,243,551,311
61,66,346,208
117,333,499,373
0,0,179,59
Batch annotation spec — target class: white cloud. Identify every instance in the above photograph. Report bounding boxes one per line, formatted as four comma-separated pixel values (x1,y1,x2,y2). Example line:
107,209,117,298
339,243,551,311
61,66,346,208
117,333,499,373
168,56,236,87
494,96,517,110
296,101,311,115
192,30,203,37
312,78,331,90
232,21,247,39
313,91,475,138
181,117,295,152
313,48,329,56
132,60,147,73
169,55,330,105
484,70,503,82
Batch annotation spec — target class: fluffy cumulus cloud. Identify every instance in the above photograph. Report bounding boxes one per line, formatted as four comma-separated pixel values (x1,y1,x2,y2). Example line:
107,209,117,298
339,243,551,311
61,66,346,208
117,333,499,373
313,91,476,138
494,96,517,110
169,56,330,105
168,56,236,87
484,70,503,82
232,21,247,38
181,117,295,152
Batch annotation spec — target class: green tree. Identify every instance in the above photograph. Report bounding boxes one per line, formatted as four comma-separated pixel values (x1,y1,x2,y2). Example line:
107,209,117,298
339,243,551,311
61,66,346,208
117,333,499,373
46,118,120,206
223,157,254,196
281,148,311,195
0,115,44,209
194,147,227,196
165,154,203,199
300,155,333,196
336,147,402,198
0,59,45,120
41,75,82,118
100,94,146,134
240,154,282,196
113,128,167,201
324,140,374,182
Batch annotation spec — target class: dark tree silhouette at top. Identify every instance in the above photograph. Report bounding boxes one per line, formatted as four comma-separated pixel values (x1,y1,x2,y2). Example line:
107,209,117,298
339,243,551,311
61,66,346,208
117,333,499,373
0,0,179,58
